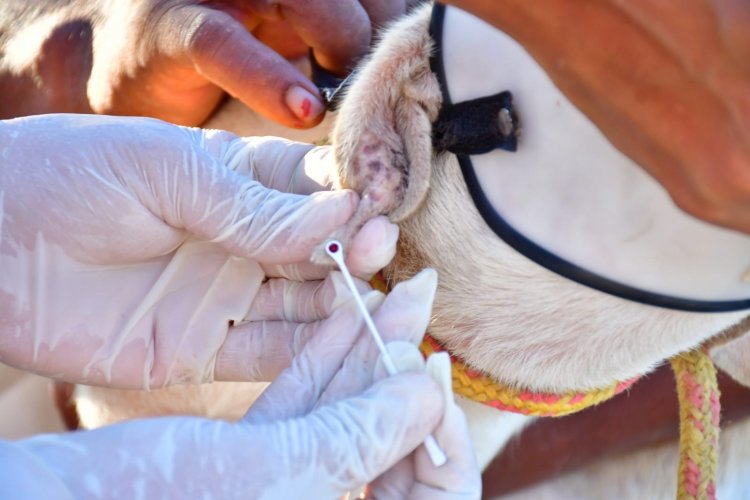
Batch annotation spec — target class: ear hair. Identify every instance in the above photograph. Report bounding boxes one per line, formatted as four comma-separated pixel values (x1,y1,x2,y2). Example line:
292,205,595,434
332,4,441,222
309,5,440,265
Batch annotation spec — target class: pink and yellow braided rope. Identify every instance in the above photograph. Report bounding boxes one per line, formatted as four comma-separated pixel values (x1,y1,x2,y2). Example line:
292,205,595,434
671,349,720,500
422,335,720,499
420,335,638,417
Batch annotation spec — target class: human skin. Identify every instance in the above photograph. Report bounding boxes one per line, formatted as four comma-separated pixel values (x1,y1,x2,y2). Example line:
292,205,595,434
442,0,750,235
0,0,405,127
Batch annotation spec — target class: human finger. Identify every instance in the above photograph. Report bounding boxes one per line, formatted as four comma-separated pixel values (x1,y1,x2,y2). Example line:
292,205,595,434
373,341,427,381
362,342,434,499
714,0,750,62
243,291,383,423
170,150,358,264
371,404,481,500
415,353,481,498
115,124,359,265
252,19,309,60
360,0,407,30
345,216,399,279
278,372,445,496
214,319,310,382
170,5,325,127
370,352,482,499
261,216,399,281
219,136,336,195
316,268,438,406
205,134,399,273
279,0,371,74
244,272,370,322
412,407,482,499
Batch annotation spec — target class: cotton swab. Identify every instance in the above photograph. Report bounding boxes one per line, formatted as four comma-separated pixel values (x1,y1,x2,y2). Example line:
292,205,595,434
325,240,448,468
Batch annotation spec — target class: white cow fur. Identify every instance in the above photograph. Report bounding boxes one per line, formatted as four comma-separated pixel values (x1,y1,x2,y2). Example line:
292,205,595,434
75,4,750,498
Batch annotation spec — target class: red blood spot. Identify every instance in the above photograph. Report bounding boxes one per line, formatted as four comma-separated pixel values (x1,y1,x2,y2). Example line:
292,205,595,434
328,242,340,253
300,98,312,119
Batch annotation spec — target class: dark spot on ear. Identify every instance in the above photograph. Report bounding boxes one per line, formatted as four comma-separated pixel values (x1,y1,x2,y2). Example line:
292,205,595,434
367,160,384,173
362,143,381,154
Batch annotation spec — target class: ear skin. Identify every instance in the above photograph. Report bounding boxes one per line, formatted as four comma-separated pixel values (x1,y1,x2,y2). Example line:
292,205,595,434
310,5,440,265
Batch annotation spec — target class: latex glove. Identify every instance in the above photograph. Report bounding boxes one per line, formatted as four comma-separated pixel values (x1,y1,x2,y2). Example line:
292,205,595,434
0,269,480,500
0,113,398,389
0,0,406,125
276,265,480,498
365,342,482,499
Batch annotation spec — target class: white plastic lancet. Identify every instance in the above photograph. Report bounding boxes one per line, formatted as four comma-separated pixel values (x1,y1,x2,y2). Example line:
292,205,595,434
325,240,448,468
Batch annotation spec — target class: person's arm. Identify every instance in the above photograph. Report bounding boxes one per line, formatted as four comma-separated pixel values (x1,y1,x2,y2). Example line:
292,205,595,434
442,0,750,235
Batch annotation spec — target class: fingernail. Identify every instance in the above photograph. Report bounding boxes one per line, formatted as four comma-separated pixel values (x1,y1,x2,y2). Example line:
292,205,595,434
286,85,325,123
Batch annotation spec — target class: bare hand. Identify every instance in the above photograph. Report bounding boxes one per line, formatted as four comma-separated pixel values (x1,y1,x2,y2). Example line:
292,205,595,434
1,0,406,127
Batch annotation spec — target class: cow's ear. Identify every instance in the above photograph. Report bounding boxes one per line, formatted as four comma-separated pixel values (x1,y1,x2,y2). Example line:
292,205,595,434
332,7,441,223
309,7,440,265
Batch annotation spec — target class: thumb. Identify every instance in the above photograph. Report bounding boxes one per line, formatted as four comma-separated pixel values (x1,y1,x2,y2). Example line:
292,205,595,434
202,186,358,264
214,135,338,195
158,134,357,263
178,130,357,264
276,372,445,497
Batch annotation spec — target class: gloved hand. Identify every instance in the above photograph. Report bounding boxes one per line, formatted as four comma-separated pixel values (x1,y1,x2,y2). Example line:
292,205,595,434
0,113,399,389
1,270,481,500
365,342,482,499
